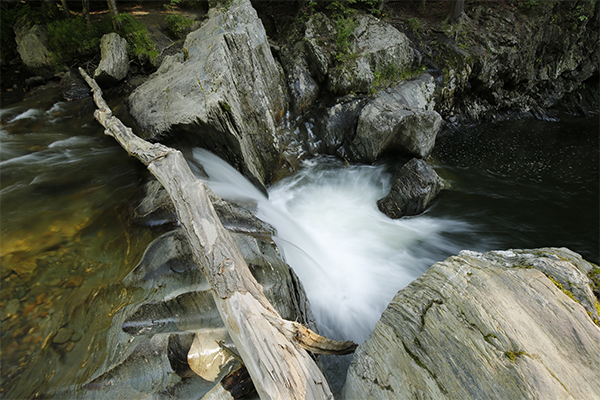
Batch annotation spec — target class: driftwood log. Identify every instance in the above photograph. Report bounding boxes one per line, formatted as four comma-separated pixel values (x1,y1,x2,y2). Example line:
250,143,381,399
79,68,357,399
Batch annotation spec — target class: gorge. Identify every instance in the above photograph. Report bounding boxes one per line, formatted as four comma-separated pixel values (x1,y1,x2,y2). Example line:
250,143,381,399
1,0,599,399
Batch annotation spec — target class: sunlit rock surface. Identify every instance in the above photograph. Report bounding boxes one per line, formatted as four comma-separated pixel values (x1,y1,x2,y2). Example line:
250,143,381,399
128,0,286,189
343,248,600,400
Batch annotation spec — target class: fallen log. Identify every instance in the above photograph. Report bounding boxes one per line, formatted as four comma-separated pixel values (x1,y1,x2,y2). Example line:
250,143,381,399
79,68,357,399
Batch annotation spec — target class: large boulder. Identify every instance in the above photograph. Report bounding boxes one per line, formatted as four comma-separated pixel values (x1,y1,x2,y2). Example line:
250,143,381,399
291,13,413,97
128,0,287,189
347,73,442,161
94,33,129,85
377,158,447,219
14,22,55,79
343,248,600,400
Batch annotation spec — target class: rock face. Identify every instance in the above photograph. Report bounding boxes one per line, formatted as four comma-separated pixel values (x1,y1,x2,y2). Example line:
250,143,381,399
377,158,447,219
14,23,55,79
343,248,600,400
431,1,599,122
347,73,442,162
94,33,129,85
327,14,413,96
128,0,287,189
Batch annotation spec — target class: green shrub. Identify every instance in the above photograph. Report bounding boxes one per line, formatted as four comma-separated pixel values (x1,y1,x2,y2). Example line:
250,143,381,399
46,16,106,69
114,14,158,62
165,14,194,38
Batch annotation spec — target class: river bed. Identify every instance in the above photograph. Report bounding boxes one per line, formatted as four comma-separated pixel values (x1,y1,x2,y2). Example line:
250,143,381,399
1,90,598,397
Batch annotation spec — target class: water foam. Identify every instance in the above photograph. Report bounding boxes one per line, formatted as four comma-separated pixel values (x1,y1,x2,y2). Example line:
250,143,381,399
191,149,468,342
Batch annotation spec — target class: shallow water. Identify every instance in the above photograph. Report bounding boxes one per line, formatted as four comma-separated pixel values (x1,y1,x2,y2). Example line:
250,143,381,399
1,89,598,397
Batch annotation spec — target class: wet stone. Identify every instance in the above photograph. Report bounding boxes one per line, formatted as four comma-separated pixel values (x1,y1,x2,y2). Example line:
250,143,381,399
53,328,73,344
1,299,20,321
64,276,83,288
70,331,83,342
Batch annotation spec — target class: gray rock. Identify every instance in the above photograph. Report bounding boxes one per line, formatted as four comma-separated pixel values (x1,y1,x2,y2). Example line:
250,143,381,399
14,23,55,79
351,14,413,74
348,73,442,161
313,97,365,154
128,0,287,189
304,13,335,83
94,33,129,85
59,68,90,101
343,248,600,400
327,57,374,96
300,13,412,96
377,158,447,218
280,42,320,115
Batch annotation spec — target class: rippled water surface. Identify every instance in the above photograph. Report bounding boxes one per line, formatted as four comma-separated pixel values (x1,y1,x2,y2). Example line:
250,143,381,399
1,88,598,398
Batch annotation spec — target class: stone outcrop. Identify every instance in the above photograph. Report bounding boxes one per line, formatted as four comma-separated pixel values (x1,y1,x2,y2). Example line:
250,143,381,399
14,22,55,79
343,247,600,400
377,158,447,219
428,1,599,123
94,33,129,85
347,73,442,162
279,42,320,115
128,0,287,189
279,12,414,107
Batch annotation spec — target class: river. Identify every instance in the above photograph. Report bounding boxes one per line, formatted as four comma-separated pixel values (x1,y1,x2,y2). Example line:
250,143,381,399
1,89,598,397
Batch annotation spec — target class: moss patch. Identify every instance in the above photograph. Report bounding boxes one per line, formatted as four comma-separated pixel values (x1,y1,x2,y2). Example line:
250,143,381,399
504,350,527,362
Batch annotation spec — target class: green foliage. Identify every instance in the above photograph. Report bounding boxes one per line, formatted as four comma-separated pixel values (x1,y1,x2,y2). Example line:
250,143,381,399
47,17,102,54
408,18,422,35
165,14,194,38
114,14,158,62
335,16,358,61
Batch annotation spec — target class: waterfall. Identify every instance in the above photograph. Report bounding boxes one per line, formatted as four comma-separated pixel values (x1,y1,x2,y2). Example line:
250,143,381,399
190,148,470,343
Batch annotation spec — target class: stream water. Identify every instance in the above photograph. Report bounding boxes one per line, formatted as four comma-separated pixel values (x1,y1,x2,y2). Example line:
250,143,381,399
1,90,598,397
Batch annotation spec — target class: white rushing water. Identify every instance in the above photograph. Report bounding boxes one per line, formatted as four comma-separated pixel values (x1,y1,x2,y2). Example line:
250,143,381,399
191,148,469,343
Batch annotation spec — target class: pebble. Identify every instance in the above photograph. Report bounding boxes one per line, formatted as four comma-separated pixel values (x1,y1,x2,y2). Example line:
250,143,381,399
70,331,83,342
52,328,73,344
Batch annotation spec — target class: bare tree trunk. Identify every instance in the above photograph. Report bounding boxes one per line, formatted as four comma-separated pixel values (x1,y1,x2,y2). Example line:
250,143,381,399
449,0,465,24
78,67,357,400
82,0,91,28
60,0,71,17
106,0,122,31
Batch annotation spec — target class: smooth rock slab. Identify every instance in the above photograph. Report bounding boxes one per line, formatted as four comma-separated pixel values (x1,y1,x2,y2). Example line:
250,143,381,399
343,247,600,400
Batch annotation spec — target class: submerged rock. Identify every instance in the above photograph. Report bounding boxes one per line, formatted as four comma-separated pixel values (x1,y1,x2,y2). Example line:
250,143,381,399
94,33,129,85
128,0,286,189
377,158,447,219
343,247,600,400
63,182,314,398
347,73,442,162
